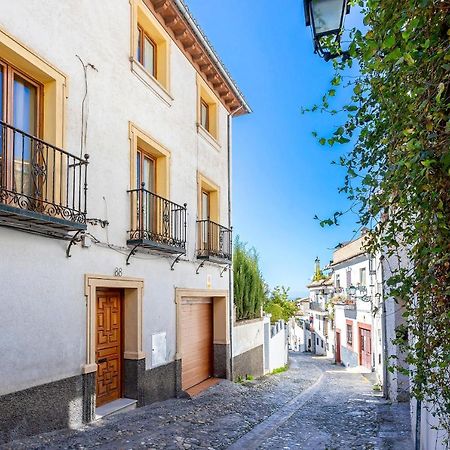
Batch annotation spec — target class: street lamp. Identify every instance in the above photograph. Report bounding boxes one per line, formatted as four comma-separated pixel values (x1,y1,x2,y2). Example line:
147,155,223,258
348,284,372,302
303,0,350,61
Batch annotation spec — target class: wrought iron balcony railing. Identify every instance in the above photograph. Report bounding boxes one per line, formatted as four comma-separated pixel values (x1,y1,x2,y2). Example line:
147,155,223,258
127,185,187,254
0,121,88,234
197,219,232,264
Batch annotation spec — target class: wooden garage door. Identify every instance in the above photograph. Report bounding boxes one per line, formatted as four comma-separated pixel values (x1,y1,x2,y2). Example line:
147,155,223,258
181,298,213,390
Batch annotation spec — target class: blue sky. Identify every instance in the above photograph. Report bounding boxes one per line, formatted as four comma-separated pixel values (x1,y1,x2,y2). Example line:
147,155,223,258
187,0,360,298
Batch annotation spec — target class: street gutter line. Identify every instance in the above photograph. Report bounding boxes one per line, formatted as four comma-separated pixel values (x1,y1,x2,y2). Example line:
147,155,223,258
227,366,327,450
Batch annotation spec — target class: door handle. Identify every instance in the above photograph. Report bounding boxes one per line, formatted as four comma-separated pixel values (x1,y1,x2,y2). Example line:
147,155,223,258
98,358,107,364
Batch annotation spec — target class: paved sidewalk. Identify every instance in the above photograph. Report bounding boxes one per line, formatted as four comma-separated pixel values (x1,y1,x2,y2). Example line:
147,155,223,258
2,354,412,450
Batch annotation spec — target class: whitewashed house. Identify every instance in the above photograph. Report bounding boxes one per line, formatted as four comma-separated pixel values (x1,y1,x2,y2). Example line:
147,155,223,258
287,316,305,352
0,0,250,443
306,258,334,356
295,296,310,316
329,231,383,384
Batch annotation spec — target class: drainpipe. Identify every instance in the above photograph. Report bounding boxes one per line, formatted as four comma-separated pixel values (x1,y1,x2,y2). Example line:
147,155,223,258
381,297,389,399
380,255,389,400
227,105,244,381
415,399,422,450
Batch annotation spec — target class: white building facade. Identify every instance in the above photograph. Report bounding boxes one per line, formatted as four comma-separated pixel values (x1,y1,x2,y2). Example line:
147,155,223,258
0,0,250,443
330,234,384,384
287,316,305,352
301,258,334,357
306,276,334,357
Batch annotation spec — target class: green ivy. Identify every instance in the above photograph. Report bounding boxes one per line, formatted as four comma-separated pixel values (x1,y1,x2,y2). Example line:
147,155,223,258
305,0,450,434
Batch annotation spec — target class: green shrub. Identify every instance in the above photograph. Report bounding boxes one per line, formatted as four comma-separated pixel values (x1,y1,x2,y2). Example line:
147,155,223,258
233,237,266,321
264,286,297,323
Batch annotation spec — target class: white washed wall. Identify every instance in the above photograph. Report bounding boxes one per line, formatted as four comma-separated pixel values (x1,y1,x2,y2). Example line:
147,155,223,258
267,323,288,372
232,319,264,358
411,400,448,450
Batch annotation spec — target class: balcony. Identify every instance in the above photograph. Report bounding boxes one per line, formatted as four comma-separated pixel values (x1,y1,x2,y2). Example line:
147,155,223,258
127,186,187,255
196,219,232,264
0,121,88,236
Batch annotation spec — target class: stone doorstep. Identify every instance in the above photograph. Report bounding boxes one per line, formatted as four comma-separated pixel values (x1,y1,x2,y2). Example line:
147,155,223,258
95,398,137,420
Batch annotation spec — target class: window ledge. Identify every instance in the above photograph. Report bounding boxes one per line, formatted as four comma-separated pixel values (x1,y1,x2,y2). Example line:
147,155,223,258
131,58,173,106
197,123,221,151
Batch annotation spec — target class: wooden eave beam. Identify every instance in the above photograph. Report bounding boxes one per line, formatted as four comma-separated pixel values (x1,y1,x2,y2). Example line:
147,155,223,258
154,0,170,14
146,0,246,114
165,15,180,27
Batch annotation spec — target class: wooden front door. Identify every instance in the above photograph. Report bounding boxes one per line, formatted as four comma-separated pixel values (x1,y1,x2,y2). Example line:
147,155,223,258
359,327,372,369
96,289,122,407
180,298,213,390
335,331,341,364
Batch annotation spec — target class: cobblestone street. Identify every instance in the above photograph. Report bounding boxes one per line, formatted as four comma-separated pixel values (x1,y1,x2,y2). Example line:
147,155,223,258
3,354,412,450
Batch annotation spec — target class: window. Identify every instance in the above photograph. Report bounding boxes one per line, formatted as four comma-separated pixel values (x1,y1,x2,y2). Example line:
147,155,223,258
0,28,85,231
129,123,170,233
136,148,157,234
346,323,353,346
197,173,220,254
0,59,42,197
136,25,156,77
197,75,219,142
200,99,209,131
200,189,210,248
346,269,352,288
136,149,156,191
0,28,66,148
130,0,171,93
336,274,341,289
198,173,219,223
201,190,210,220
359,267,367,286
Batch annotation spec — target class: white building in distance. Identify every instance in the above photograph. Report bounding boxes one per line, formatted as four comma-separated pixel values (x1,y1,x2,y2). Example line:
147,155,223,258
329,231,383,384
305,258,334,356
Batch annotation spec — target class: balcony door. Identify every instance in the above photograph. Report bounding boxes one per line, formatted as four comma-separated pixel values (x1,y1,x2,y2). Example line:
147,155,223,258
0,60,40,200
201,190,210,221
201,190,210,250
136,148,156,236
